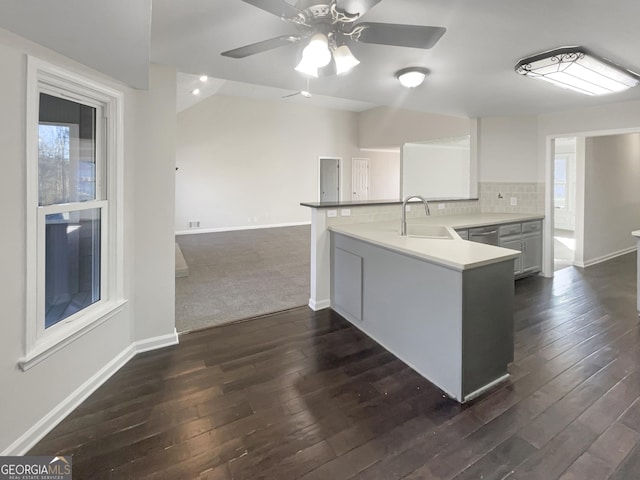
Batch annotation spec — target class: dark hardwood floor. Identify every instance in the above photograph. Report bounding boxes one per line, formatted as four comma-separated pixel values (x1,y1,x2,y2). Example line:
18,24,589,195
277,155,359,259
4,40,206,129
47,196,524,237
29,253,640,479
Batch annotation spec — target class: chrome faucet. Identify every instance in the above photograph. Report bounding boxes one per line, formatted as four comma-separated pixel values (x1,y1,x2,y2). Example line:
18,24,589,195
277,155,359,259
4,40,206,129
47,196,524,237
401,195,431,236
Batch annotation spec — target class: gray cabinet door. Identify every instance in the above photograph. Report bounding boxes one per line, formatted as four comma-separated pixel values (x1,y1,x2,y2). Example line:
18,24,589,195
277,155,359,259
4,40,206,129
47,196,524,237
320,158,340,202
456,228,469,240
499,236,522,275
522,233,542,272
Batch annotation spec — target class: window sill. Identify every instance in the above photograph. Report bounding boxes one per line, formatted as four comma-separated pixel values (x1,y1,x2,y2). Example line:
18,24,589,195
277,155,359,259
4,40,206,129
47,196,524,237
19,299,128,371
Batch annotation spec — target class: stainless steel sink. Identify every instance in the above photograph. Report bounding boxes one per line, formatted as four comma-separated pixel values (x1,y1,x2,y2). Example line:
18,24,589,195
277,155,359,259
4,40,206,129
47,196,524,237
403,224,455,240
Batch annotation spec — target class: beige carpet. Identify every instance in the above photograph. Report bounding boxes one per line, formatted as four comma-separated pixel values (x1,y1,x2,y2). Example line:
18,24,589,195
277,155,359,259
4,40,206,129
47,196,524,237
175,242,189,278
175,225,310,332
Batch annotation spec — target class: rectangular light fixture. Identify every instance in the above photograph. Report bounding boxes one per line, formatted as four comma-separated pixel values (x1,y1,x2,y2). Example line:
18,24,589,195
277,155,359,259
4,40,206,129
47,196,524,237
515,47,640,96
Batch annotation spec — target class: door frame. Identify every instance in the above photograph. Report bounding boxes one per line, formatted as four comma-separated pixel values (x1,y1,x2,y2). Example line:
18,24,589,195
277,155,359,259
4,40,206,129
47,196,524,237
351,157,369,201
318,156,342,202
543,126,640,278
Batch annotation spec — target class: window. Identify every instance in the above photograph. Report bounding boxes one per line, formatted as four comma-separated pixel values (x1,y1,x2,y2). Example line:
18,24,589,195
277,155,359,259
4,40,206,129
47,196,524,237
554,156,568,209
23,58,125,370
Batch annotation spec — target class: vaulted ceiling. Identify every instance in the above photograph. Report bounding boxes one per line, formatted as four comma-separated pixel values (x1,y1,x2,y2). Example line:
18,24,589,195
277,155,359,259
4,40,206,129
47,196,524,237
2,0,640,117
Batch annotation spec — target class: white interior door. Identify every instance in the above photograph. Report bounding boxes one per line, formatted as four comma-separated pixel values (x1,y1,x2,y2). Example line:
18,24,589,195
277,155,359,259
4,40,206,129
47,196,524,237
352,158,369,201
320,158,340,202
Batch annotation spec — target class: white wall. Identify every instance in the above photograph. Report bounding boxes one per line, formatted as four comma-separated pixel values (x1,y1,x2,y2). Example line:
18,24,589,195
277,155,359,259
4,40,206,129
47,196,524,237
0,28,176,453
130,64,177,341
359,150,400,200
402,143,470,199
478,115,539,183
582,133,640,264
175,95,358,232
358,106,470,149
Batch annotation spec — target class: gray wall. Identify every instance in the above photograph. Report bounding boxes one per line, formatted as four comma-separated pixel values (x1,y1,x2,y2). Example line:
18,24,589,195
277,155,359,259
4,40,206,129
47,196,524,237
583,133,640,264
478,115,539,183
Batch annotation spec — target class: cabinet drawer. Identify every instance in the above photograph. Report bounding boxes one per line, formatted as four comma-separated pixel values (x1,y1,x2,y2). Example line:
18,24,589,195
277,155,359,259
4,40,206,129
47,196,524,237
522,220,542,233
499,223,521,237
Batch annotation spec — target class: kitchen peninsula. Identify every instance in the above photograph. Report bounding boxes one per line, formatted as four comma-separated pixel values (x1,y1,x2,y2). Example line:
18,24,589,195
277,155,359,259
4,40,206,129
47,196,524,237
302,199,544,402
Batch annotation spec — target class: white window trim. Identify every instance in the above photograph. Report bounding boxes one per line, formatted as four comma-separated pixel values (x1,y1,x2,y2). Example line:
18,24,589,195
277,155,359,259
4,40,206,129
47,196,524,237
21,56,126,371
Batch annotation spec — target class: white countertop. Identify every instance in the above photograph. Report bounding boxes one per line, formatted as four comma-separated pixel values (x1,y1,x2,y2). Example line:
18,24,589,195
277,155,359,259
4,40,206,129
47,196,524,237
633,230,640,238
329,213,544,271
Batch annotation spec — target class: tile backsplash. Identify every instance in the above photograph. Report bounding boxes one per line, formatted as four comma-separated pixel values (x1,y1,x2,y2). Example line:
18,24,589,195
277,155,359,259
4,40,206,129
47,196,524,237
479,182,545,214
325,200,480,227
323,183,544,227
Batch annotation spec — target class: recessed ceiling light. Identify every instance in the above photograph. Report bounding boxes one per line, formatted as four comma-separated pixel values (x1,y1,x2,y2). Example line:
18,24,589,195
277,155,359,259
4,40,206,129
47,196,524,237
192,88,200,95
396,67,430,88
199,75,208,82
515,47,640,96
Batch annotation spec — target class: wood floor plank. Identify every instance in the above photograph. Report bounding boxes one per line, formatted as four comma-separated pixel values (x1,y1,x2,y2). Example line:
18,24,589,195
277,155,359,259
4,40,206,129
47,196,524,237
26,254,640,480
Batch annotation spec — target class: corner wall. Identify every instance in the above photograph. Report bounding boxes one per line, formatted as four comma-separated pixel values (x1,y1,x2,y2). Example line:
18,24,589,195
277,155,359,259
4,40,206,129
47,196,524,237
130,64,177,341
0,29,177,454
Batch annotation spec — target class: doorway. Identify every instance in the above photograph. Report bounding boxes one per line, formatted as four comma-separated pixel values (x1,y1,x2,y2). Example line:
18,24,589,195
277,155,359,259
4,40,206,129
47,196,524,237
545,128,640,277
553,137,577,271
352,157,369,200
319,157,340,202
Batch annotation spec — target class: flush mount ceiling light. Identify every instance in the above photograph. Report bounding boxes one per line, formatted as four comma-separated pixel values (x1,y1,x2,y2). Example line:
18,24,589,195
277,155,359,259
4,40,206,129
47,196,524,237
199,75,208,82
191,88,200,95
396,67,429,88
515,47,640,96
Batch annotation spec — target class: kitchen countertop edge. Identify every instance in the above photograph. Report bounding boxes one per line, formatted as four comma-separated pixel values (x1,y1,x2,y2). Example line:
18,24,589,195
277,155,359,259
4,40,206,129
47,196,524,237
328,213,544,272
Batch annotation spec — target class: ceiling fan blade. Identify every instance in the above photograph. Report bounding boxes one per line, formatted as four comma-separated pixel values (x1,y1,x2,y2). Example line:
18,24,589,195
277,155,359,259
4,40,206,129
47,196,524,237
355,23,446,49
282,89,311,99
335,0,383,17
241,0,301,18
221,35,300,58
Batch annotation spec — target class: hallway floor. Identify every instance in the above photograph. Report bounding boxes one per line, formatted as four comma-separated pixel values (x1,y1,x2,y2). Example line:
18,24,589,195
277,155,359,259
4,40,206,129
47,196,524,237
30,253,640,479
554,229,576,271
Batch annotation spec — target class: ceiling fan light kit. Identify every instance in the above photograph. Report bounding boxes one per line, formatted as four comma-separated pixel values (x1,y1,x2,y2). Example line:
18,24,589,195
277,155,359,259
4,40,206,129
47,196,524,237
295,55,319,77
222,0,447,81
396,67,429,88
515,47,640,96
304,33,332,68
295,34,359,77
333,44,360,74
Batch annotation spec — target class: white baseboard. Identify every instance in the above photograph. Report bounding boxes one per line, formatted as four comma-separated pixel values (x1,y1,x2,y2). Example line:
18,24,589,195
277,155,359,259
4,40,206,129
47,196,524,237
175,221,311,236
1,330,179,456
577,246,637,268
134,329,179,354
309,298,330,311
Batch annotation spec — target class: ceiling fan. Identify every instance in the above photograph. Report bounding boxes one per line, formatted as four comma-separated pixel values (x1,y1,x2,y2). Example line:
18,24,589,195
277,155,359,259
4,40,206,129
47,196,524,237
221,0,446,77
282,78,312,98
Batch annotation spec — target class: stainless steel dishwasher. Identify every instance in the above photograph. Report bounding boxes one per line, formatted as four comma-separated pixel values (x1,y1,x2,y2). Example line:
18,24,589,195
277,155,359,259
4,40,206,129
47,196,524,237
468,225,499,246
